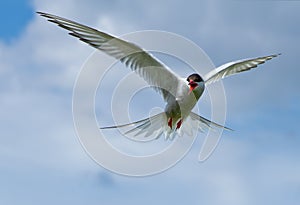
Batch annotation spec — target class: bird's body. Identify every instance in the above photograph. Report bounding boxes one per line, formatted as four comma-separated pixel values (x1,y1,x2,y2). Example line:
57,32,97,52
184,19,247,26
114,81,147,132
164,76,205,130
38,12,280,140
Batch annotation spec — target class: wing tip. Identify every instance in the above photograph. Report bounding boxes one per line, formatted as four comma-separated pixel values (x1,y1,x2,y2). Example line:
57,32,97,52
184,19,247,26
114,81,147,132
270,53,281,58
36,11,51,18
224,126,234,132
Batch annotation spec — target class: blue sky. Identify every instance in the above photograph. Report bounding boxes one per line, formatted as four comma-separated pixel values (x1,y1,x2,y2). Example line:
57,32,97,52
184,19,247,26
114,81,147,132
0,1,34,43
1,0,300,205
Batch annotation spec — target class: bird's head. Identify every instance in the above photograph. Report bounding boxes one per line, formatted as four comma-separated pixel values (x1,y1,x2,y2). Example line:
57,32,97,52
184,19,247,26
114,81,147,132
187,73,204,94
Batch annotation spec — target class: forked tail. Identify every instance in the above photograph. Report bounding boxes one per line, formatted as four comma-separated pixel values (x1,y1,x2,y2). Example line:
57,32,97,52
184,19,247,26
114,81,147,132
100,112,232,140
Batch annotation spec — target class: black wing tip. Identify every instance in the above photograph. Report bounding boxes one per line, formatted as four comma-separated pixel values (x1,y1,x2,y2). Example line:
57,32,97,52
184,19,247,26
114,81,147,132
100,126,119,129
272,53,282,58
36,11,50,17
37,11,59,22
258,53,281,60
224,126,234,132
37,11,69,22
266,53,281,59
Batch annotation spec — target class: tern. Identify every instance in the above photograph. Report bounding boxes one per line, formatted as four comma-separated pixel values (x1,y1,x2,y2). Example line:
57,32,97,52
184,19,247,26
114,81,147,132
38,12,280,140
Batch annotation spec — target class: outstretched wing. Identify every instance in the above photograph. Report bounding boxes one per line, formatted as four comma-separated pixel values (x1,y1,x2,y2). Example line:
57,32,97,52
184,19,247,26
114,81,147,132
37,12,183,102
204,54,280,85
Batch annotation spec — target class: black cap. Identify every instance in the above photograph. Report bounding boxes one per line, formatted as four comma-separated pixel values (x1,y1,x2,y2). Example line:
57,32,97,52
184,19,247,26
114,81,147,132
187,73,203,82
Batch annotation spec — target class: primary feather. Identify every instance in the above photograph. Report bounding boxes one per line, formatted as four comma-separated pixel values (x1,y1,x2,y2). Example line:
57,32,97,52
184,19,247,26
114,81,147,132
204,54,280,85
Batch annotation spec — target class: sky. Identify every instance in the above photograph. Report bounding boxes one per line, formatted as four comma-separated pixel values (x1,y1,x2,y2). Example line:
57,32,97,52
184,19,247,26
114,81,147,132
0,0,300,204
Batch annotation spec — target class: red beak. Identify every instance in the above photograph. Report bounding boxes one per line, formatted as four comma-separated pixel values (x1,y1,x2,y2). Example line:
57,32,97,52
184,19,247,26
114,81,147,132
188,80,197,94
189,86,194,94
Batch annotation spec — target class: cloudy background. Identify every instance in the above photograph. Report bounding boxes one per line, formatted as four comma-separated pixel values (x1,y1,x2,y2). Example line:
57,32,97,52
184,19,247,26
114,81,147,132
1,0,299,204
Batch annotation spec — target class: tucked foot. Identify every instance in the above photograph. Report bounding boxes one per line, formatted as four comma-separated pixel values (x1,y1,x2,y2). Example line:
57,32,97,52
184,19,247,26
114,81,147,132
176,119,182,130
168,118,172,129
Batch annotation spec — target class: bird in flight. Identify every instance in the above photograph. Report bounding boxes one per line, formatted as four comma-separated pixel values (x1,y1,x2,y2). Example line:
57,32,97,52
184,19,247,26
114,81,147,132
37,12,280,140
